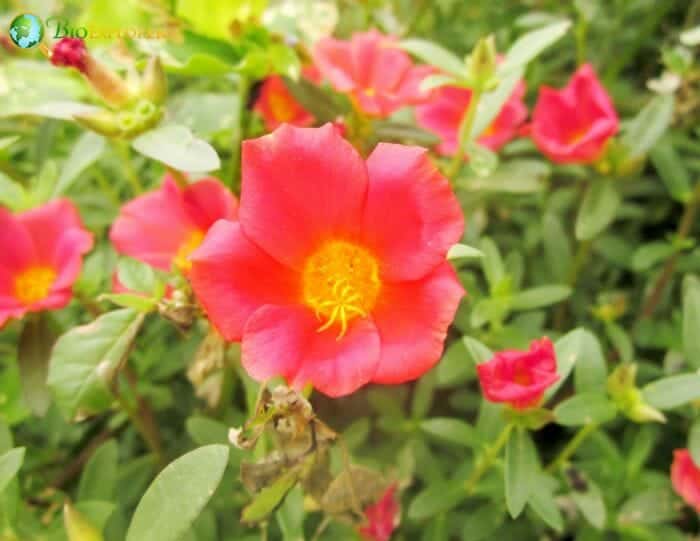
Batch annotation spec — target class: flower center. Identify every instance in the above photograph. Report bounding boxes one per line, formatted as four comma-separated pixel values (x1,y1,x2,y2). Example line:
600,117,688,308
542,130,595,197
302,241,381,339
268,91,296,122
174,230,205,271
567,126,589,144
14,266,56,305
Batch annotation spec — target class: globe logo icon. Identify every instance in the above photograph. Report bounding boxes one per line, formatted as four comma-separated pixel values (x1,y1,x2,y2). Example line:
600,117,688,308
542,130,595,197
8,14,44,49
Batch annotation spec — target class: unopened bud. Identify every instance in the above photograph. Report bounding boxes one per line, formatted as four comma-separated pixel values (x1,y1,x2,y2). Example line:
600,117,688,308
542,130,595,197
141,56,167,105
74,109,122,137
466,35,498,91
51,37,88,73
607,364,666,424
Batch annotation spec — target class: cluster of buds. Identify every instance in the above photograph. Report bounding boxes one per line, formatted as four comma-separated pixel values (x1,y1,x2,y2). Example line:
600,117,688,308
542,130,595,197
49,37,166,138
607,364,666,423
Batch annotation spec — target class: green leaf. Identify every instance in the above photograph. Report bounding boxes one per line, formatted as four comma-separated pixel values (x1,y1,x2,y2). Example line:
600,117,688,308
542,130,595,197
126,445,229,541
463,337,494,365
0,172,27,211
78,439,118,502
510,285,572,311
460,503,504,541
621,94,674,160
689,419,700,465
64,502,104,541
575,179,621,241
420,418,476,447
528,473,564,532
411,369,436,419
542,213,572,283
505,428,536,518
132,124,221,173
48,309,145,419
604,322,633,363
99,293,158,313
480,237,505,290
631,242,676,272
571,479,606,530
554,392,616,426
617,488,678,526
54,132,106,197
420,73,459,92
436,339,474,387
471,67,524,138
423,514,447,541
499,20,572,74
0,448,24,495
18,314,55,416
176,0,266,40
276,485,304,541
282,77,347,124
642,373,700,410
649,138,693,203
408,479,468,520
185,417,230,446
447,243,483,261
465,141,498,178
399,39,465,77
372,122,441,146
683,275,700,369
241,469,298,523
460,159,550,193
117,258,158,295
571,330,607,393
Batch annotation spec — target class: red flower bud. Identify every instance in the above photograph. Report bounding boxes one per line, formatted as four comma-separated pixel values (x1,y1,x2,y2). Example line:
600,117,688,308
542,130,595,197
476,337,559,410
50,37,88,74
530,64,619,164
671,449,700,513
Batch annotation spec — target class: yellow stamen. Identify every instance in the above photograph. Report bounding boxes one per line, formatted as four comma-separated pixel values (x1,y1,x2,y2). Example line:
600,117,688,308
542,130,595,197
14,266,56,305
302,241,381,340
268,91,296,122
174,229,205,271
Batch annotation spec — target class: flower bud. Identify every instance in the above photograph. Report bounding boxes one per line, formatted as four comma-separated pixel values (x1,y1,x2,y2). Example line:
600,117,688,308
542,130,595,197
607,364,666,424
466,35,498,91
51,37,88,73
74,109,122,137
141,56,167,105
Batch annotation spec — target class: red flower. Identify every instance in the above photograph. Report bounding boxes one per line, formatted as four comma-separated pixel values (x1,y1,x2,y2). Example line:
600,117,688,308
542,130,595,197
476,337,559,410
0,200,93,327
359,485,400,541
51,37,88,73
531,64,618,164
313,30,432,117
672,449,700,512
189,124,464,397
416,81,527,156
110,174,238,273
253,68,320,131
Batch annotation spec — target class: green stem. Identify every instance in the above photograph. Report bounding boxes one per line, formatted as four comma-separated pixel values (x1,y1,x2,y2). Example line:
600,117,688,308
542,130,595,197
464,423,513,494
446,87,483,180
575,18,588,66
115,140,143,195
639,178,700,320
231,76,250,190
545,423,597,473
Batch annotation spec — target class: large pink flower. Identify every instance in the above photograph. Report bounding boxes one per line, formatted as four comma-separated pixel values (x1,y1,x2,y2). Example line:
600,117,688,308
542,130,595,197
476,337,559,410
110,174,238,273
0,200,93,327
313,30,432,117
416,80,527,156
531,64,618,164
672,449,700,513
189,124,465,397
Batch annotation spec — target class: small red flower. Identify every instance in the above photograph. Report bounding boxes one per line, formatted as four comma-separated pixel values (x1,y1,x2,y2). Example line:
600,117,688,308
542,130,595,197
254,68,320,131
189,124,464,397
416,81,527,156
313,30,432,117
359,485,400,541
110,174,238,273
476,337,559,410
672,449,700,512
531,64,618,164
0,200,93,327
50,37,88,73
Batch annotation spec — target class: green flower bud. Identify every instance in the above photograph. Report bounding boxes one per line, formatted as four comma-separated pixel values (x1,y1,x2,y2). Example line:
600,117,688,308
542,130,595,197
607,364,666,424
74,109,122,137
141,56,167,105
465,35,498,91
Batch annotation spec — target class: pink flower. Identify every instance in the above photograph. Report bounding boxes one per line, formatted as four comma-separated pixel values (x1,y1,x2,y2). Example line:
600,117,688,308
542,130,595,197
672,449,700,513
476,337,559,410
531,64,618,164
189,124,464,397
359,485,400,541
110,174,238,273
416,81,528,156
313,30,432,117
0,200,93,327
50,37,88,73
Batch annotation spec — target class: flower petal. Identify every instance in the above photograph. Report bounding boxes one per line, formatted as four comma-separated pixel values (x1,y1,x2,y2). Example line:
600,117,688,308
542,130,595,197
180,177,238,231
17,199,86,264
51,228,94,290
189,221,299,341
240,124,369,269
0,207,34,272
371,262,464,384
363,144,464,281
313,37,357,92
